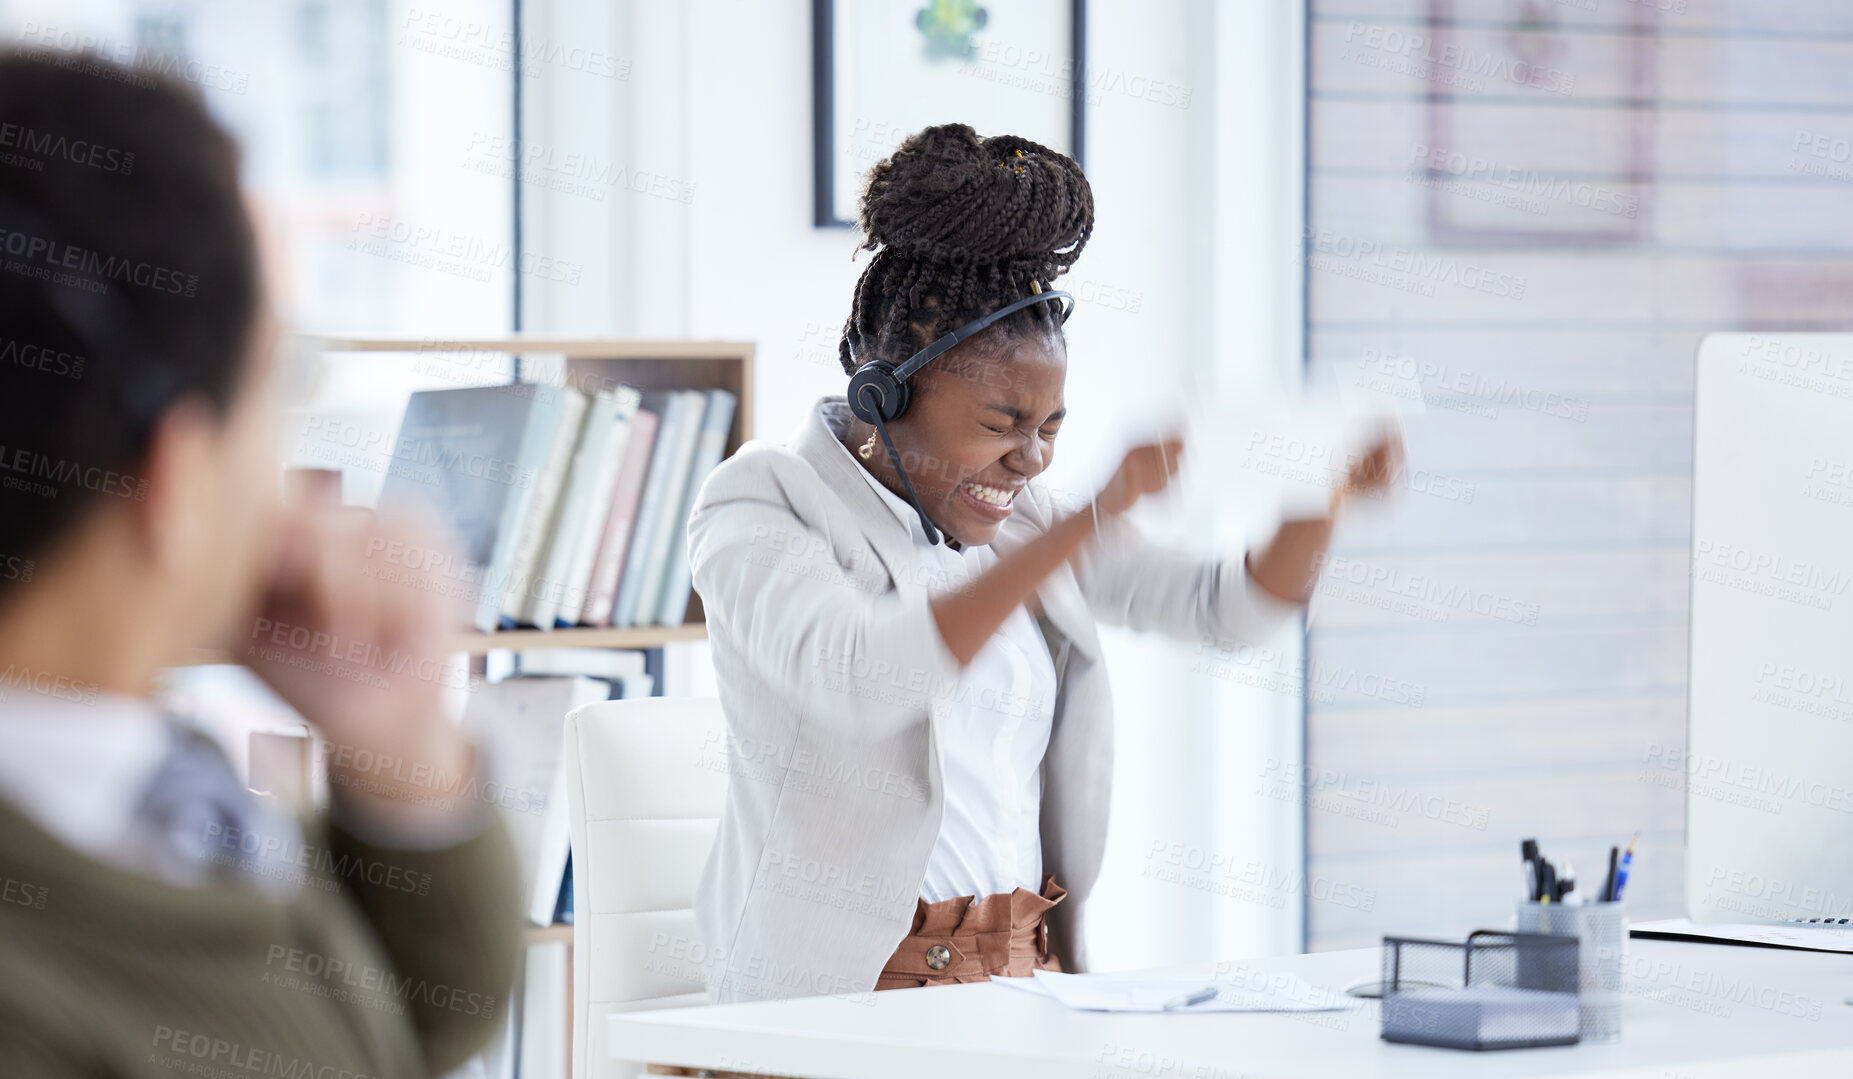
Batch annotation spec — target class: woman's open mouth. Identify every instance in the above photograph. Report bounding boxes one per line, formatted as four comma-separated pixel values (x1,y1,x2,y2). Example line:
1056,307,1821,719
957,479,1018,521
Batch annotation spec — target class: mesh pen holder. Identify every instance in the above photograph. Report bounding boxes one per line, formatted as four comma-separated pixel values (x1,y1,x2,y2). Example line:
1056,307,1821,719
1379,932,1580,1050
1515,900,1625,1043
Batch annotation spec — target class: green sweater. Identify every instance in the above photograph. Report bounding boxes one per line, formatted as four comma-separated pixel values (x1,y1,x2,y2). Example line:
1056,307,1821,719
0,794,523,1078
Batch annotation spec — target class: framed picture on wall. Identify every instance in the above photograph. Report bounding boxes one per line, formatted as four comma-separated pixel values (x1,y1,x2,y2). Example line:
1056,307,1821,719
812,0,1087,228
1419,0,1658,246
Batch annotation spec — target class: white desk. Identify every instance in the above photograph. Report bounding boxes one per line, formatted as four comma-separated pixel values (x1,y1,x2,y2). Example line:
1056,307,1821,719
609,938,1853,1078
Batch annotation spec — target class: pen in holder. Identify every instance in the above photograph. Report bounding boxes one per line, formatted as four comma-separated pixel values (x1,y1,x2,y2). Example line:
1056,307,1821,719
1515,900,1625,1043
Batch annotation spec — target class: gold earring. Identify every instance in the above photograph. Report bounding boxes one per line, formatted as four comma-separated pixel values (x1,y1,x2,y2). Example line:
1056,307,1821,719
859,430,879,460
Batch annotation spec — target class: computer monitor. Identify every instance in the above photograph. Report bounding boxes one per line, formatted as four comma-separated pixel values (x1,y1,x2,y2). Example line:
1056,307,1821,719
1686,333,1853,924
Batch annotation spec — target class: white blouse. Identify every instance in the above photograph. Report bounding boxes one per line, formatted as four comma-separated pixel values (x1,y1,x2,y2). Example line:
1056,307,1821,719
849,458,1061,903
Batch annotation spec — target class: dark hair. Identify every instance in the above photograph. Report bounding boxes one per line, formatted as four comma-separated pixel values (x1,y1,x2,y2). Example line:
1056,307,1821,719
0,49,259,579
838,123,1093,377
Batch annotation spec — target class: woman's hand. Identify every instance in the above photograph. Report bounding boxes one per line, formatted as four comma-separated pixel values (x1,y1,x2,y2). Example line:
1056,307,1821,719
1248,430,1408,603
1335,432,1405,507
244,504,477,823
1095,437,1184,517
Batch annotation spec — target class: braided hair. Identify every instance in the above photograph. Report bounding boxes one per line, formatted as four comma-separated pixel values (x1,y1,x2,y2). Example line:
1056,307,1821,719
837,123,1094,379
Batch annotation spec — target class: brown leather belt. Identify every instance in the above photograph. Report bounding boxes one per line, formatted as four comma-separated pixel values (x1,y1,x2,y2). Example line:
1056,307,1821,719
874,874,1066,990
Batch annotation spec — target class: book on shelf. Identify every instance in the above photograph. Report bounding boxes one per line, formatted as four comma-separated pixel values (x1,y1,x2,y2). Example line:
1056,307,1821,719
512,646,648,682
629,389,711,626
652,388,738,626
496,646,655,698
458,675,609,925
523,387,641,630
611,390,700,629
581,405,659,627
373,376,735,638
377,384,572,633
554,388,643,627
499,389,590,628
554,854,574,924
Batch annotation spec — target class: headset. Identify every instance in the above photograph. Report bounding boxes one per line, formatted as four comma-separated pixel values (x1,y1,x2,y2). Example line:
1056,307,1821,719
846,286,1072,546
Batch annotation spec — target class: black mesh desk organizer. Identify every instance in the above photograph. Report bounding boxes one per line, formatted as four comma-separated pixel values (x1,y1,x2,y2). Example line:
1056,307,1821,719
1380,931,1581,1050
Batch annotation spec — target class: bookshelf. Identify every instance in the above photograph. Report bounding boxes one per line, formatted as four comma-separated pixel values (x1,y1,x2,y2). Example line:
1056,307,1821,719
252,338,752,1069
456,623,707,654
296,337,755,1033
524,923,575,945
297,335,755,646
191,624,708,666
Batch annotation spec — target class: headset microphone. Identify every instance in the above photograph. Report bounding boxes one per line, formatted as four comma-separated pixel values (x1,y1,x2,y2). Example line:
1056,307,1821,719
846,287,1072,547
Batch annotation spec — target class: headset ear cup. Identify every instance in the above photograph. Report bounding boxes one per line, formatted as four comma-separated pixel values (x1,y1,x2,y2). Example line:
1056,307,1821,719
848,363,909,424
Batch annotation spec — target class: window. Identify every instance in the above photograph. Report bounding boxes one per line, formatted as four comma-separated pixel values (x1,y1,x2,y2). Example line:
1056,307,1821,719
1,0,521,501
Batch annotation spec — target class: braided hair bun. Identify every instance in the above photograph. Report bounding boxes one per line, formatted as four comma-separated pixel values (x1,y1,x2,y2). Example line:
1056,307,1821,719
839,123,1094,375
859,124,1093,268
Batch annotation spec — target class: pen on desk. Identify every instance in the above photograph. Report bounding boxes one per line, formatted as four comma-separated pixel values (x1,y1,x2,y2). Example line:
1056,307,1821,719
1602,845,1619,902
1521,839,1539,901
1613,834,1637,902
1161,987,1218,1010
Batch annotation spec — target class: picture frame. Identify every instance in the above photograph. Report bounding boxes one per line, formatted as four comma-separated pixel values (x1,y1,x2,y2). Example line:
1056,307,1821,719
1419,0,1658,246
812,0,1088,228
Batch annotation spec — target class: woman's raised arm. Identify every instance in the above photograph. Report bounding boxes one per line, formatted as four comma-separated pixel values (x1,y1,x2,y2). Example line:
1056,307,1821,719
929,440,1181,665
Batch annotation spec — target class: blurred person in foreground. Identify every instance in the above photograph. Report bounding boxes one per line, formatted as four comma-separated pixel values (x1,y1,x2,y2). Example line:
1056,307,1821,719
0,50,520,1076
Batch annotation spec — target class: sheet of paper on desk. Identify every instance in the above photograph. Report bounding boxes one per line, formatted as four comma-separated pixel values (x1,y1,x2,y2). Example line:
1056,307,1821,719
989,971,1350,1013
1631,918,1853,953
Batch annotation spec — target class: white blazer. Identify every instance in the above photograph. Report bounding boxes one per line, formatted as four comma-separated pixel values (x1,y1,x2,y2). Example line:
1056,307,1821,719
688,397,1300,1003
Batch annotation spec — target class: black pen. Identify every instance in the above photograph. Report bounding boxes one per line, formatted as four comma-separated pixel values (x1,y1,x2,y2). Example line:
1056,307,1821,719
1601,845,1619,902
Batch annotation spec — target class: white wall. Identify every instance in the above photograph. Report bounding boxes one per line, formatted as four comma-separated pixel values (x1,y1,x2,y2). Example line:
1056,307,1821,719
525,0,1307,969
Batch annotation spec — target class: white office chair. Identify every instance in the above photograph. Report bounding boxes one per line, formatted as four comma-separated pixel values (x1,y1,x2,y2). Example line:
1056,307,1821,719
562,696,728,1079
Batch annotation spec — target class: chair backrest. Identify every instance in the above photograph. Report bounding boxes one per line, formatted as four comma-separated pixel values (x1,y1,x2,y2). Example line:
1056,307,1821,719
562,696,728,1079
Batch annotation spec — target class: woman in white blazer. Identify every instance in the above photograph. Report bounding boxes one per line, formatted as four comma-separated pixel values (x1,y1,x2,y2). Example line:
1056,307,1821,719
688,124,1396,1004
